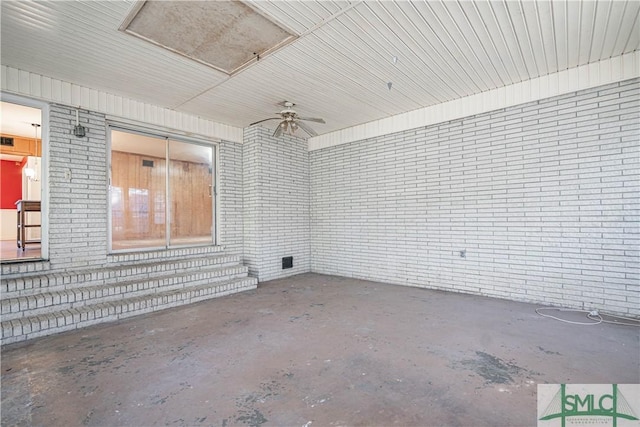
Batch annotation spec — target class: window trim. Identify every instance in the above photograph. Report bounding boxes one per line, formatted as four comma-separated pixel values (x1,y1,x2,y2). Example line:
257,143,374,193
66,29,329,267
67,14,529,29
106,122,218,254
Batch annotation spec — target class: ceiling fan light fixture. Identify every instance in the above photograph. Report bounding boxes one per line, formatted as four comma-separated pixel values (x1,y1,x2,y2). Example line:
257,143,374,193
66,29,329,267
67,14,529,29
250,100,325,138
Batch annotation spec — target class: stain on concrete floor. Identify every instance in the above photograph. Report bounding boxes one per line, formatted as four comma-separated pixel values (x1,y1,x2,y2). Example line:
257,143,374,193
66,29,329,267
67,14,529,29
457,351,526,385
2,273,638,426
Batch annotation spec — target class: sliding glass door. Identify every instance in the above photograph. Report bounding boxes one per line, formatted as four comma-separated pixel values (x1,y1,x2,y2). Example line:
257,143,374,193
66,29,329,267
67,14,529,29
109,128,215,252
168,139,214,247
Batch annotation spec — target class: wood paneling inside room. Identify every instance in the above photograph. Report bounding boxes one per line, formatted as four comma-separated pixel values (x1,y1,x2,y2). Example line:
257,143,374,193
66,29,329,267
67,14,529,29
111,151,212,243
169,158,213,240
111,151,166,242
0,134,41,157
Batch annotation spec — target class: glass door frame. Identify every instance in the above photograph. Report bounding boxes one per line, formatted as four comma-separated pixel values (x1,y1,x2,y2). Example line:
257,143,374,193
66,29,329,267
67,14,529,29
107,123,218,253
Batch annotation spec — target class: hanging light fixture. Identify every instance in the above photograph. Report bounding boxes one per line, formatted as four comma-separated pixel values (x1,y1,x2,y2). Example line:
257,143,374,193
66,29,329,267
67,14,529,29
24,123,40,182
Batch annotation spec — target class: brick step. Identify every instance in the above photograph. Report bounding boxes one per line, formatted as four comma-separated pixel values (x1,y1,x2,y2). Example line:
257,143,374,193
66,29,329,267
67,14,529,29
108,245,226,266
0,245,227,281
1,264,249,321
2,253,242,296
1,276,258,345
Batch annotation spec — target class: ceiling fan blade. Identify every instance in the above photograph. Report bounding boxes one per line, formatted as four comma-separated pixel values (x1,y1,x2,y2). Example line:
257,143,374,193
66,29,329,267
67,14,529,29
249,117,281,126
273,122,284,138
295,120,318,137
297,117,326,124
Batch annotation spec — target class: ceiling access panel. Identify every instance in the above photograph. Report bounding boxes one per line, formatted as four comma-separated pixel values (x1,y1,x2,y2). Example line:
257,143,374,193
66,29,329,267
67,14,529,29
122,0,298,75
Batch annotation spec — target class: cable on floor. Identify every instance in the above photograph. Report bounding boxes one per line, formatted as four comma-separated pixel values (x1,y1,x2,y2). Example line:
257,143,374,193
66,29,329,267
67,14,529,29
536,307,640,327
588,312,640,327
535,308,602,325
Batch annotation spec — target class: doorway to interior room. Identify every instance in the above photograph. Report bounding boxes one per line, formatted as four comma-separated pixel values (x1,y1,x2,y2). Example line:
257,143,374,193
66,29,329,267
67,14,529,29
0,100,43,262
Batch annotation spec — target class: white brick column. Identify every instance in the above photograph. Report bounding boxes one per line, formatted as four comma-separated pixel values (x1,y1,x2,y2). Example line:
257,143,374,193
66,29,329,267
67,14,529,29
242,126,311,281
49,104,109,269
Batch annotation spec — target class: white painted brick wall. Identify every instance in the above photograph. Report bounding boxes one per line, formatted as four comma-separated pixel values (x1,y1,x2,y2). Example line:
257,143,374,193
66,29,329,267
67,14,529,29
218,140,244,256
49,104,109,269
310,78,640,317
243,126,311,281
38,106,246,271
242,128,261,277
3,107,254,343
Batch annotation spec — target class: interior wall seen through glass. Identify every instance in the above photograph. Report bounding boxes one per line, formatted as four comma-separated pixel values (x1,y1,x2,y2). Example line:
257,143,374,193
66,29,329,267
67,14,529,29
168,139,214,246
110,131,167,250
110,129,215,251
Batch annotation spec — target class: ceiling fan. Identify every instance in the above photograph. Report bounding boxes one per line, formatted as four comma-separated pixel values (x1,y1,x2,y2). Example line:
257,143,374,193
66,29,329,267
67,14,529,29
249,101,325,138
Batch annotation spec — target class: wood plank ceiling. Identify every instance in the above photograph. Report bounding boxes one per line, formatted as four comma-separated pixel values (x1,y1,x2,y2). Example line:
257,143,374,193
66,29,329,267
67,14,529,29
1,0,639,136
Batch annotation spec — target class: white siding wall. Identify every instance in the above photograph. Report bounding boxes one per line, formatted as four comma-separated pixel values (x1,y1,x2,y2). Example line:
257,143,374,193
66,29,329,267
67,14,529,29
2,66,242,143
243,126,311,281
310,78,640,317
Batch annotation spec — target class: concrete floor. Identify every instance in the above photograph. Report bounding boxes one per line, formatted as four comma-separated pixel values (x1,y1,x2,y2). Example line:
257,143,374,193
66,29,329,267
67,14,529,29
2,273,638,427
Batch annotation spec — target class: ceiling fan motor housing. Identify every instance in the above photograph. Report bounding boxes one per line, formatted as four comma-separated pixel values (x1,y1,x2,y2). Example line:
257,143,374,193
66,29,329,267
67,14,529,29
249,100,324,137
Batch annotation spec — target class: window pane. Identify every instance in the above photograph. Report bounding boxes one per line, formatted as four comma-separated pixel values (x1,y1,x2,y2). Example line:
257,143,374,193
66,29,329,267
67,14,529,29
110,130,166,250
168,139,213,246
